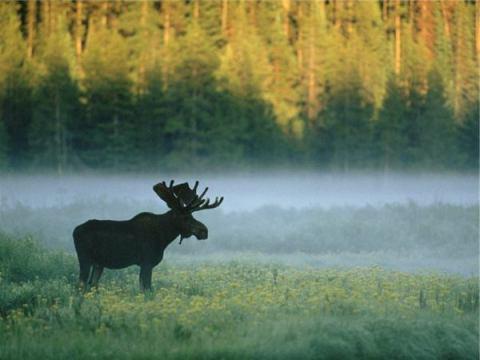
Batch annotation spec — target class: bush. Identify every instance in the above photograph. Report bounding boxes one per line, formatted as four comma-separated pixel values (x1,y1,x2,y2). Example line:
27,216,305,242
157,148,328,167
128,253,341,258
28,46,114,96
0,233,76,283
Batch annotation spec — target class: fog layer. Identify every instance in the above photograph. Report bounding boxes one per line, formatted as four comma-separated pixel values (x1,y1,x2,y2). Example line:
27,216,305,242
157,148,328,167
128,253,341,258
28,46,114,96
0,172,478,275
0,172,478,211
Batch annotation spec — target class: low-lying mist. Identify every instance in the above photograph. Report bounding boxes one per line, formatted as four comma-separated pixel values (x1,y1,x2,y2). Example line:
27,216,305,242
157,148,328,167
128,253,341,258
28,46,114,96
0,172,477,210
0,172,478,275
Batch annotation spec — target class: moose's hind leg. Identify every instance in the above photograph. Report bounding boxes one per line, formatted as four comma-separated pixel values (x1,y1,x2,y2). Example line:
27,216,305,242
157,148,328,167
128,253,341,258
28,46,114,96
78,260,92,291
89,265,104,288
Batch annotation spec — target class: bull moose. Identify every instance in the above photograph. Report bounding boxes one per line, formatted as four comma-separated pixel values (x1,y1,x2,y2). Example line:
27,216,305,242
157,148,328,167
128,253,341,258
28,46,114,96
73,180,223,291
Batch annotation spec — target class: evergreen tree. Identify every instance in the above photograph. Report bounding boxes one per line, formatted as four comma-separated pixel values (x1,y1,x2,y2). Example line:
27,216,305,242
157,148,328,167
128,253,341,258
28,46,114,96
136,68,168,169
416,70,457,168
457,101,479,169
350,0,389,110
399,16,429,93
324,72,374,170
216,3,270,98
262,4,301,136
0,0,475,172
82,18,134,169
29,12,79,173
296,0,329,127
118,1,160,95
215,3,285,164
0,2,31,168
161,19,220,168
0,5,18,168
403,86,425,167
375,77,409,170
452,1,477,120
433,2,455,111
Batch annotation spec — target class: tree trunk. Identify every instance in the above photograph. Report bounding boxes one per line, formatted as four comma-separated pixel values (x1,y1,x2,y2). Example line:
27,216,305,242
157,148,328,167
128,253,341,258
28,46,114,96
440,0,451,39
221,0,228,36
419,1,434,60
296,3,303,71
306,0,325,122
409,0,414,23
138,0,148,94
101,1,108,28
476,0,480,65
346,0,353,35
282,0,290,39
334,0,341,30
41,1,51,37
249,1,257,28
382,0,388,22
307,11,317,122
194,0,200,20
163,1,171,90
394,0,401,76
27,0,36,59
76,0,83,58
75,0,84,78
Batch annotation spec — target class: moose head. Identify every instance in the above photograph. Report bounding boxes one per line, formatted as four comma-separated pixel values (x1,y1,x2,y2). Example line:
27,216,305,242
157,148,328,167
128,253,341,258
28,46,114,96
153,180,224,243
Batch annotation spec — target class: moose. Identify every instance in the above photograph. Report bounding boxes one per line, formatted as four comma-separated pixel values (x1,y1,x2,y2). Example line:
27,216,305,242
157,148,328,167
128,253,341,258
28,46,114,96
73,180,223,291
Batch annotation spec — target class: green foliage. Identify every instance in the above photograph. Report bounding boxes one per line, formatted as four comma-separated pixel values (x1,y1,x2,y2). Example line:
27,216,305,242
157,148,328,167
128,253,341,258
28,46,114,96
433,3,455,110
415,70,458,169
457,101,480,169
0,243,478,359
161,21,221,167
0,2,25,97
323,73,374,170
375,78,410,170
0,0,477,171
0,2,31,168
82,23,135,169
452,2,478,120
350,1,389,110
29,12,79,173
0,233,76,284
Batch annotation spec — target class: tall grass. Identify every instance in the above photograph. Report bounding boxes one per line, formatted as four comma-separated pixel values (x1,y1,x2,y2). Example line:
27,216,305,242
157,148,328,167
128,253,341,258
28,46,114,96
0,234,478,359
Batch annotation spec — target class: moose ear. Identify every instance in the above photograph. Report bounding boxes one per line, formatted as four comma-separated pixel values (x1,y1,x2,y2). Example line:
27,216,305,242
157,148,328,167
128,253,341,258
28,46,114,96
153,181,180,210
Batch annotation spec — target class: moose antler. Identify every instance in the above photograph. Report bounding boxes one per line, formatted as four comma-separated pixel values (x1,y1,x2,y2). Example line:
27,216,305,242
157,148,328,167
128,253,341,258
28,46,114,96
186,183,224,212
153,180,184,210
189,196,224,212
153,180,223,212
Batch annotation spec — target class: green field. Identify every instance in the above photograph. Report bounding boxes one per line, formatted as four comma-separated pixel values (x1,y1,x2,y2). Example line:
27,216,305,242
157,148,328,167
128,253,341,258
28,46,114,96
0,235,478,359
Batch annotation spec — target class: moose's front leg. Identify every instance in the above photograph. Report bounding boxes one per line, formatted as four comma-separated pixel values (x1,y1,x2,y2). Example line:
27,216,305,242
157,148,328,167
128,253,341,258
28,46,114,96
139,265,153,291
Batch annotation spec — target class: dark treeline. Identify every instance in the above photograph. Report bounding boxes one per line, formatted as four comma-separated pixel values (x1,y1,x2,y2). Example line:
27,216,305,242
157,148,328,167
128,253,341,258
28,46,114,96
0,0,478,173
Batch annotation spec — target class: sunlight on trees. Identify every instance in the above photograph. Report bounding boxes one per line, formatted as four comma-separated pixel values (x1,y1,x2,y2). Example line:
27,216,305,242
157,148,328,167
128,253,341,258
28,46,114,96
0,0,477,172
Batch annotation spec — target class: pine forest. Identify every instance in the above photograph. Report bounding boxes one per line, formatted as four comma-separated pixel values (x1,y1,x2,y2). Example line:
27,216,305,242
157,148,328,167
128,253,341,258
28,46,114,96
0,0,478,172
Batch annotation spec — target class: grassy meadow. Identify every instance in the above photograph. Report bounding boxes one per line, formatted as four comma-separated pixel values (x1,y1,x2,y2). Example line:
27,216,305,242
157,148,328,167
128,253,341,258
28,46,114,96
0,233,478,359
0,191,478,359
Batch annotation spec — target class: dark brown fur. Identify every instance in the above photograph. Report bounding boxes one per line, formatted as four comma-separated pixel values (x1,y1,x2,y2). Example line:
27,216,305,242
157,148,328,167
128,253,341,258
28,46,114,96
73,181,222,291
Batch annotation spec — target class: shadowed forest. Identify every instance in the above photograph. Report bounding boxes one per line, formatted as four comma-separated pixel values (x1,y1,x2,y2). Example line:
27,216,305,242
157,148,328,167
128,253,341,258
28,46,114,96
0,0,478,173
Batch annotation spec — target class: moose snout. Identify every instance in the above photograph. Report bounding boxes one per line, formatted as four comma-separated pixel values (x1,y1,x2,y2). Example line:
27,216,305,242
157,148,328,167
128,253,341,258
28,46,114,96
195,227,208,240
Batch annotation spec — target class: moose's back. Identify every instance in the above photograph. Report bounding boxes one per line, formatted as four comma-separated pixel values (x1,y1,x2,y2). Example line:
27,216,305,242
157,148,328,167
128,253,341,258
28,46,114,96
73,217,146,269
